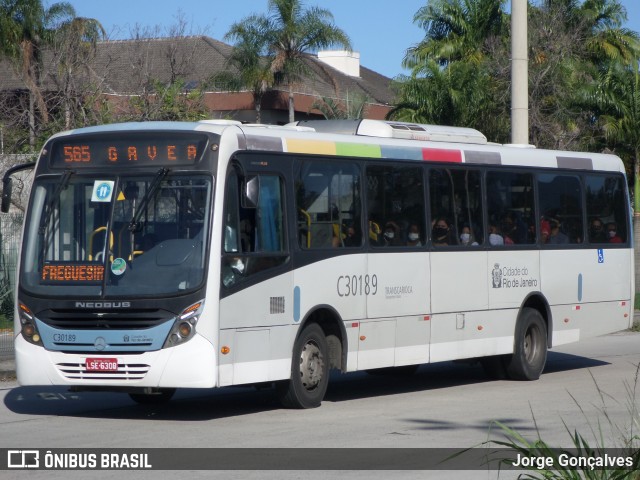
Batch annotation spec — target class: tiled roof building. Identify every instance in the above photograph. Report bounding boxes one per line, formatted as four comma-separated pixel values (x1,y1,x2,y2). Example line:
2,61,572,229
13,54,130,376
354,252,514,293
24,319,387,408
0,36,395,125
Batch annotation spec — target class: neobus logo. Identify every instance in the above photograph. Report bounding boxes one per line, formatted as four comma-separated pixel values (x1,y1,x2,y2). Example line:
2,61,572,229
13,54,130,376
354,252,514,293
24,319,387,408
75,302,131,308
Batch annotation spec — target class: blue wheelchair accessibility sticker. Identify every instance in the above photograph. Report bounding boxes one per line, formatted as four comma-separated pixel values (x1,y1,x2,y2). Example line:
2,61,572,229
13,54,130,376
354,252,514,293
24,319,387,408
597,248,604,263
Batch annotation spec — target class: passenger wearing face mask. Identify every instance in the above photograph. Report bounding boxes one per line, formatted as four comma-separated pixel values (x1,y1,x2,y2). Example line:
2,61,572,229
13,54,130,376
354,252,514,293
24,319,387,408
606,222,623,243
432,218,450,246
406,223,422,247
382,221,402,246
459,225,479,246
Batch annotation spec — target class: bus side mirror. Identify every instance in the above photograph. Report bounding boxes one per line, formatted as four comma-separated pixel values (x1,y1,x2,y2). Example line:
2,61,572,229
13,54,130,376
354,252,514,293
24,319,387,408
242,176,260,208
1,162,36,213
1,177,12,213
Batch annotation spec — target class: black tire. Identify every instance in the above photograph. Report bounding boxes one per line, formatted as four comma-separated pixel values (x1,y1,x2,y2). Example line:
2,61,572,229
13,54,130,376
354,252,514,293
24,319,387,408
129,388,176,405
276,323,329,409
506,308,548,381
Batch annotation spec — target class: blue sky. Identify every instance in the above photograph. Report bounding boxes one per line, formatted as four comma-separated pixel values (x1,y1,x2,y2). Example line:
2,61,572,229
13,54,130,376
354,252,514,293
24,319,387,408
57,0,640,79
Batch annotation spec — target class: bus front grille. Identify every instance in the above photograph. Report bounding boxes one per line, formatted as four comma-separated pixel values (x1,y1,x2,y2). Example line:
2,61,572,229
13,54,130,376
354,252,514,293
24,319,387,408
39,309,172,330
56,362,150,381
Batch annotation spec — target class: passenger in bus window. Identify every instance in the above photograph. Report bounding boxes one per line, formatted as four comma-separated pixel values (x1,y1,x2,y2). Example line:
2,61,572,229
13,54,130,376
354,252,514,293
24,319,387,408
406,223,422,247
607,222,623,243
343,225,360,247
540,220,551,244
432,218,450,246
548,218,569,244
460,225,479,246
382,221,402,246
501,215,517,245
488,223,504,246
589,218,607,243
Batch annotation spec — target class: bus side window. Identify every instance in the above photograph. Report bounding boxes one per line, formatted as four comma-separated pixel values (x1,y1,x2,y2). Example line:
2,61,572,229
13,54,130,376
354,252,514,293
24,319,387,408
537,173,583,245
222,170,288,288
297,161,362,249
429,168,483,247
367,164,425,248
585,174,628,245
486,171,534,246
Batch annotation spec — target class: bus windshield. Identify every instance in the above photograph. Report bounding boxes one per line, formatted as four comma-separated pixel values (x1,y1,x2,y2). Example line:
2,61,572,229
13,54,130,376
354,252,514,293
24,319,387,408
20,172,212,297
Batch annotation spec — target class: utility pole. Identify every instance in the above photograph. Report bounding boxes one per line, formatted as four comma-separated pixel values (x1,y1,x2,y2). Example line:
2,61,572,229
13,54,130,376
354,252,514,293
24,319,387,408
511,0,528,145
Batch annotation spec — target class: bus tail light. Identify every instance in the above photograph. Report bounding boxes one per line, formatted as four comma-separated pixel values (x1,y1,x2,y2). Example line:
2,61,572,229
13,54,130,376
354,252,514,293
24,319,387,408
163,300,204,349
18,302,42,346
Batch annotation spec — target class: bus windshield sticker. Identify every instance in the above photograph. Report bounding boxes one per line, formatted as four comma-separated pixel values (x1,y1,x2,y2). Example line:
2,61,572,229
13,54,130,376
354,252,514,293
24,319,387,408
111,258,127,276
91,180,114,202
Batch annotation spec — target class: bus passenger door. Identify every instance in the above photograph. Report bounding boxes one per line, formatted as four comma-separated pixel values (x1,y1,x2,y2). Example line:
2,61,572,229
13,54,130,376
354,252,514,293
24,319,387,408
362,164,431,370
364,251,431,369
219,162,293,386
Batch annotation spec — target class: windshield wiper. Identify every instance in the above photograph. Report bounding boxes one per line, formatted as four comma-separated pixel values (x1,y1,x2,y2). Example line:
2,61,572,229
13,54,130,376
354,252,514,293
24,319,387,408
39,170,73,236
128,168,169,232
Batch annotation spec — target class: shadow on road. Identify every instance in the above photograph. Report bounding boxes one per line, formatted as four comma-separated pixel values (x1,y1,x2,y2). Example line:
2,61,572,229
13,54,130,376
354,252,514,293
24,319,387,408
2,349,608,421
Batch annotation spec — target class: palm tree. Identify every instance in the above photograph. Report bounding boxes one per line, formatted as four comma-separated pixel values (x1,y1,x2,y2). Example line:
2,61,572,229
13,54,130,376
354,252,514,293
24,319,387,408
404,0,506,70
393,0,508,141
310,91,370,120
228,0,352,123
0,0,75,148
223,16,275,123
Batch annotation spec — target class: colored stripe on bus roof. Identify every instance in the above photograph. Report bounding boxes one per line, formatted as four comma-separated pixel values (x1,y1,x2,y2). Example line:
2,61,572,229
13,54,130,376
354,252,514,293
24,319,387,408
335,142,382,158
422,147,462,163
286,138,336,155
247,134,465,163
379,145,424,160
557,156,593,170
465,150,501,165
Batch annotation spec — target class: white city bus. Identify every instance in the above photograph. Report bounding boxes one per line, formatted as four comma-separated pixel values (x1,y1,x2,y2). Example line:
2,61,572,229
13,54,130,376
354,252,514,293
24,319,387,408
1,119,633,408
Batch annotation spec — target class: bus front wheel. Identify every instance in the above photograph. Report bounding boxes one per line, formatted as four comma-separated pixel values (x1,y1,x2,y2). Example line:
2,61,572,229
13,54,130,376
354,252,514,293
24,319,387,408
506,308,548,381
276,323,329,409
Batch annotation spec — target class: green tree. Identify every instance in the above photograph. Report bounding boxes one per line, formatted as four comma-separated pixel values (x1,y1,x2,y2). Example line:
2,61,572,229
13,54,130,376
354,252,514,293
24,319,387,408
228,0,352,123
526,0,640,149
310,91,370,120
0,0,75,148
222,17,275,123
392,0,508,141
404,0,506,69
51,16,106,129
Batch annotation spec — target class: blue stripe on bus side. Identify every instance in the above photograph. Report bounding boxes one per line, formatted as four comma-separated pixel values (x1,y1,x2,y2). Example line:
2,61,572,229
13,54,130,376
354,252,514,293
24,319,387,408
293,286,301,322
578,273,583,302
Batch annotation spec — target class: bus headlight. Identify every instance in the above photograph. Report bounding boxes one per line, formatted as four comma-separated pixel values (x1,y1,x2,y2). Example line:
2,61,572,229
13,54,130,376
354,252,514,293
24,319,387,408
18,302,43,346
163,300,204,348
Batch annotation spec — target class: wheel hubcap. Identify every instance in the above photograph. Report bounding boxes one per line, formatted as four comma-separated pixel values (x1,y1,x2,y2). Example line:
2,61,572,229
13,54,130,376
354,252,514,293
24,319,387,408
299,341,324,391
524,326,540,363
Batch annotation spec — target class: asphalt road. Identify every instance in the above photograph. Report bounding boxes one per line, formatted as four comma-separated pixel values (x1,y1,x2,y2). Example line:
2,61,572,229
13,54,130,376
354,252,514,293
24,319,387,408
0,331,639,480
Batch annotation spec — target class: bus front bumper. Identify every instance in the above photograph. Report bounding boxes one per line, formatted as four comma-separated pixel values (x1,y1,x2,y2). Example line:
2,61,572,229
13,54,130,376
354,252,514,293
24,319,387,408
15,334,217,389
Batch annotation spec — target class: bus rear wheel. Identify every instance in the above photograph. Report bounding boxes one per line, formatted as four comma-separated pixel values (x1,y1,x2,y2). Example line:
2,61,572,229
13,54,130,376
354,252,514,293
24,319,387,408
506,308,547,381
276,323,329,409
